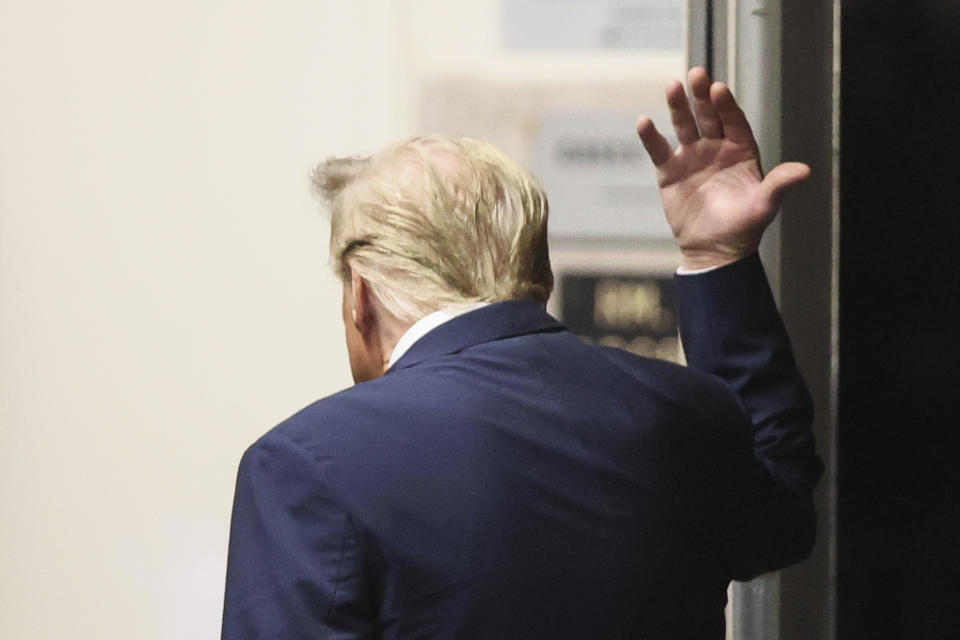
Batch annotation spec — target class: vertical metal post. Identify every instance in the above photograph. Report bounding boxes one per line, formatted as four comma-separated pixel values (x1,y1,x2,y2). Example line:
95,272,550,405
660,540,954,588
686,0,711,71
777,1,839,639
686,0,728,80
732,0,783,302
688,1,838,639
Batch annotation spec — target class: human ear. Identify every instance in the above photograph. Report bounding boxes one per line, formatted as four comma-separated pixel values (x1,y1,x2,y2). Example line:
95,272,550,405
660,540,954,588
349,270,373,333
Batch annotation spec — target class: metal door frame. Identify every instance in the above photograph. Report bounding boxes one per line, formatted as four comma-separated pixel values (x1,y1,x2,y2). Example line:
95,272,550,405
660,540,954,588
686,2,839,639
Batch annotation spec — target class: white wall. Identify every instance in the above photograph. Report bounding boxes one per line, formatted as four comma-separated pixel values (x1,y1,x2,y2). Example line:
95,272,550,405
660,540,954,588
0,2,680,638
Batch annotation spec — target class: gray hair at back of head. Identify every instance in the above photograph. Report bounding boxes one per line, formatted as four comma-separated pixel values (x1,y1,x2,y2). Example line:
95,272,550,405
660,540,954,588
312,136,553,324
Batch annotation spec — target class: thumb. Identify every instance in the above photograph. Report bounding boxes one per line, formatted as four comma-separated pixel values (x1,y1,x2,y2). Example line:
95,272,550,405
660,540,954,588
758,162,811,212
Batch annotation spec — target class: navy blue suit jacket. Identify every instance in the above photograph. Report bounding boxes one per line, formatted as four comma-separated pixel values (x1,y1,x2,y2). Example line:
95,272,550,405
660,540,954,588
222,254,823,639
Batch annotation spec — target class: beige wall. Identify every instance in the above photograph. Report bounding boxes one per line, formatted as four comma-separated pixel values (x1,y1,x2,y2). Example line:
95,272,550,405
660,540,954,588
0,2,679,638
0,2,409,637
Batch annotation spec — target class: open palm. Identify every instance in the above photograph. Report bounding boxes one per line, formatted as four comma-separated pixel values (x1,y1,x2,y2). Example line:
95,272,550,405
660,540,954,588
636,68,810,270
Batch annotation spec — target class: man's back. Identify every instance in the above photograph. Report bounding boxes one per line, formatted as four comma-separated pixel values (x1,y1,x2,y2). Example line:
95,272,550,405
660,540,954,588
224,267,820,639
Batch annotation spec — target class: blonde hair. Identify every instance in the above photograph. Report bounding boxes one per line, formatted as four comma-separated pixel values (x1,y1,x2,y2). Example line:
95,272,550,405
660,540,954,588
312,136,553,324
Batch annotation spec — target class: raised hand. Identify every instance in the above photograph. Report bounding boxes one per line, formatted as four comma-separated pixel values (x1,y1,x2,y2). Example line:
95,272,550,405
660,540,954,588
636,67,810,270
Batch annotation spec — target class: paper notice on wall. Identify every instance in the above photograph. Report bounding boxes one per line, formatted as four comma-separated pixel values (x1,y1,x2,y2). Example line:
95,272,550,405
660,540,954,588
502,0,682,50
418,76,679,239
531,110,675,238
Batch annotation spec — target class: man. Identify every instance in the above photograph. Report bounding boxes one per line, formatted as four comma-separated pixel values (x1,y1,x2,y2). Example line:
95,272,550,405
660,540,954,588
222,68,823,639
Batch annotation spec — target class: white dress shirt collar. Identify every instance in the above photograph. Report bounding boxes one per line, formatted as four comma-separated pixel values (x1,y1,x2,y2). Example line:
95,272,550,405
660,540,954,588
386,302,491,370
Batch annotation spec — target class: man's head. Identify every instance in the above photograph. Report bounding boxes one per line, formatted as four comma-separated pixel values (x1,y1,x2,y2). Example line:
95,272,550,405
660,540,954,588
313,136,553,381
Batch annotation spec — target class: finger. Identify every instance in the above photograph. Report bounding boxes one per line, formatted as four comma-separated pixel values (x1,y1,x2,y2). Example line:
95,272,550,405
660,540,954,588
636,116,674,167
666,81,700,146
757,162,811,211
689,67,723,139
711,82,755,146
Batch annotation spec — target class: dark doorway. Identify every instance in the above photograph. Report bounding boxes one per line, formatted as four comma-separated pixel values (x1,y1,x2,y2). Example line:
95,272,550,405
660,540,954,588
839,2,960,638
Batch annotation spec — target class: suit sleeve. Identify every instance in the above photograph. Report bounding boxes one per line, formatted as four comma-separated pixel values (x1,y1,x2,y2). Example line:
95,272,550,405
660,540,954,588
675,253,824,580
221,431,376,640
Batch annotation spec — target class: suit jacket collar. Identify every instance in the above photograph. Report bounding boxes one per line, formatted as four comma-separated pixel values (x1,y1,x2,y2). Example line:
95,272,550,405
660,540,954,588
386,298,565,374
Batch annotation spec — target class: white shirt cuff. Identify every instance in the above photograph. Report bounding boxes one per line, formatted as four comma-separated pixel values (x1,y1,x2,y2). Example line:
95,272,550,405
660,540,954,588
675,264,722,276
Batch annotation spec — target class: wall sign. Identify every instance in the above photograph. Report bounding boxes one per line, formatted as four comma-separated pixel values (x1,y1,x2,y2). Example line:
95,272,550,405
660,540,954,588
559,272,681,363
502,0,683,50
532,110,675,239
